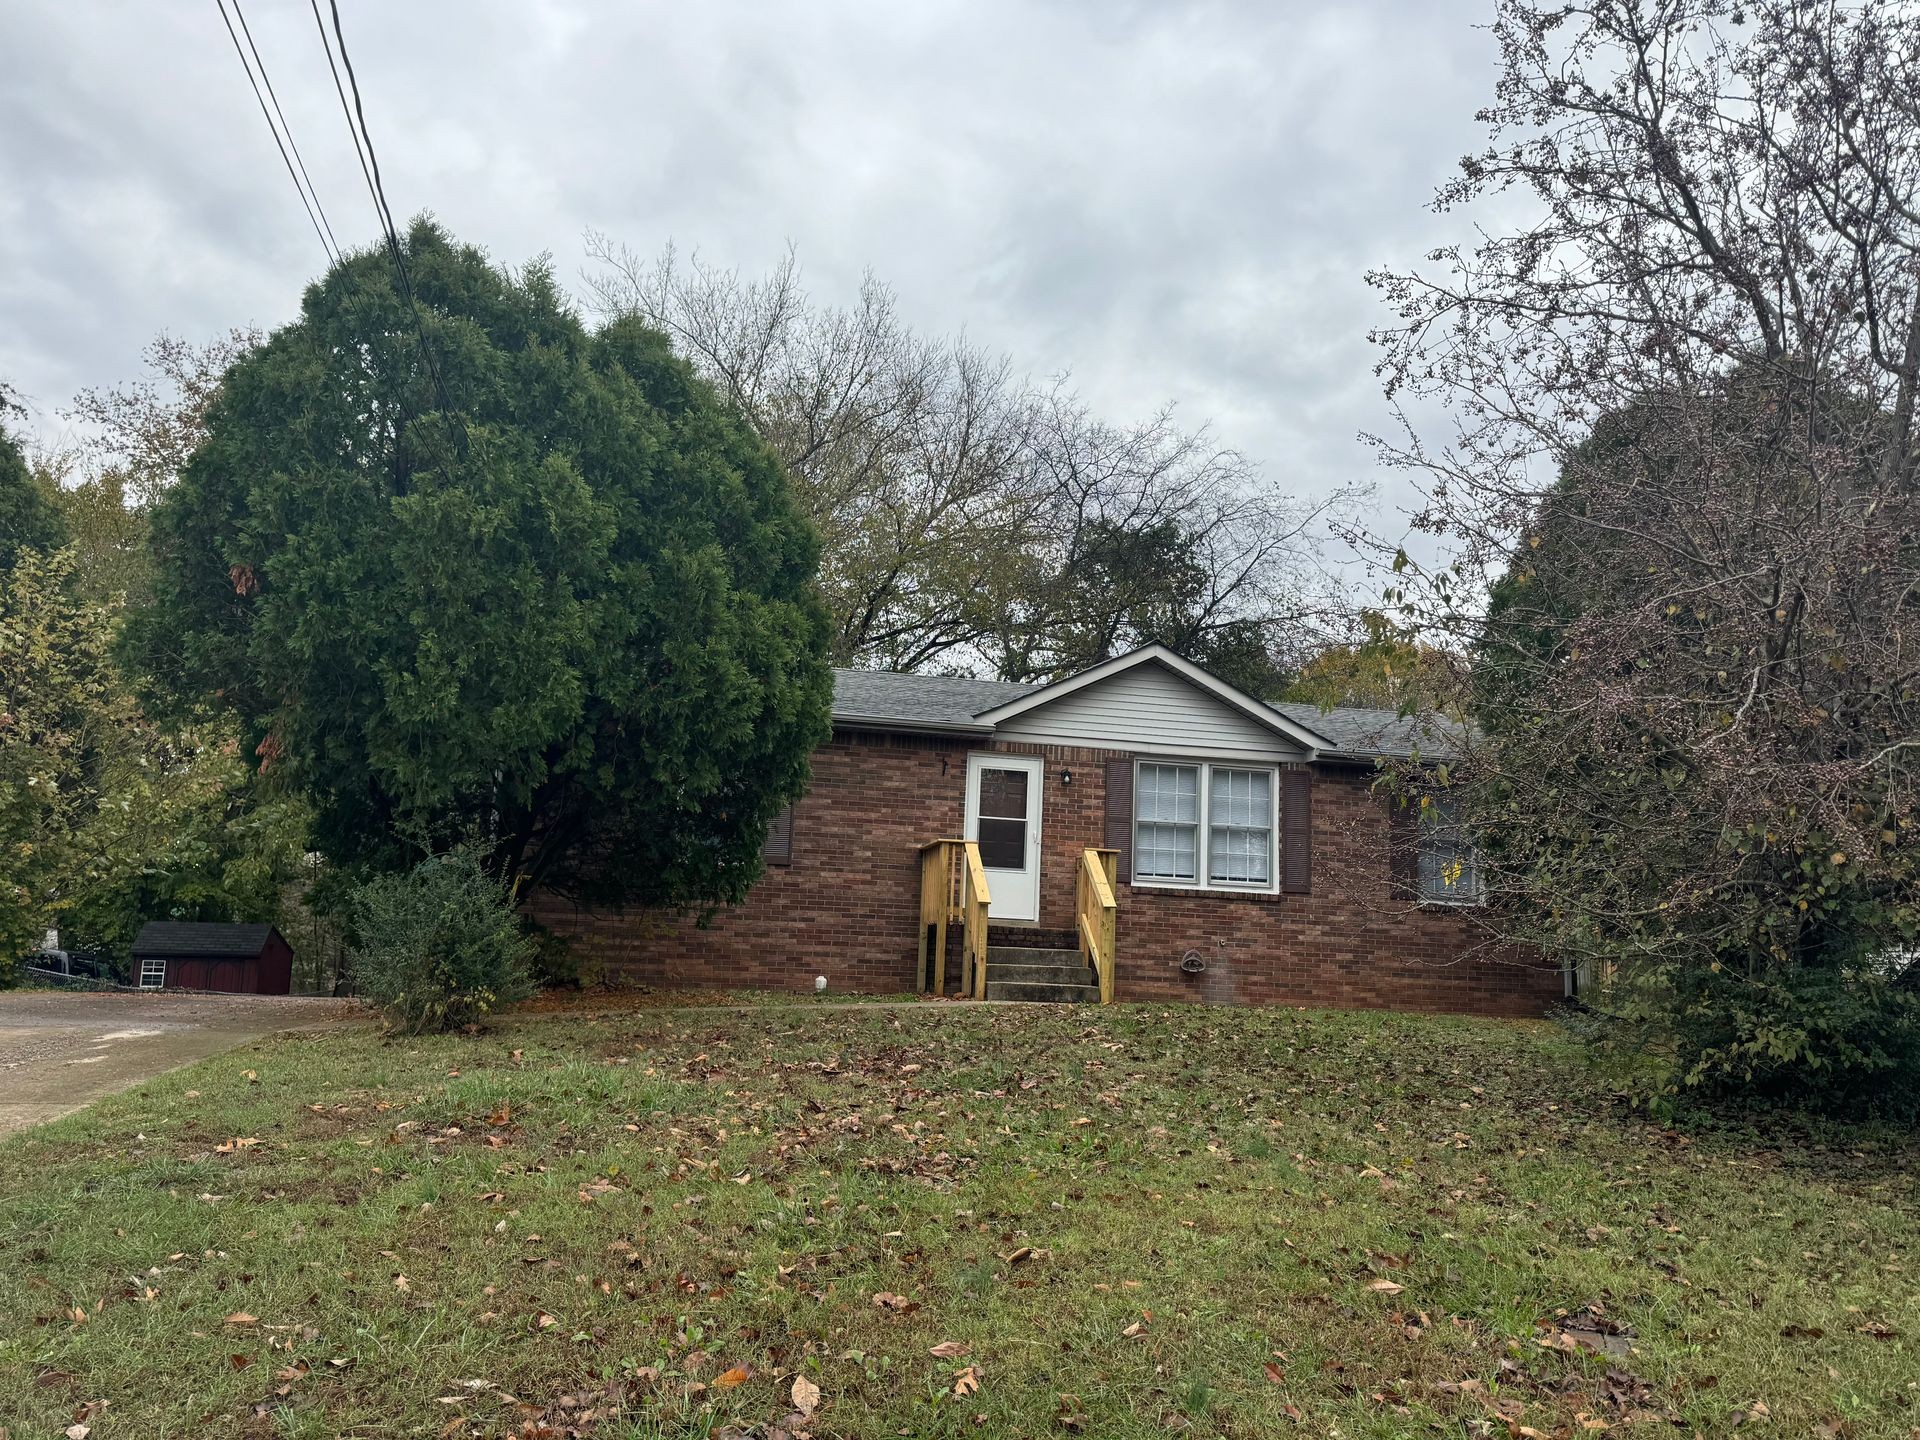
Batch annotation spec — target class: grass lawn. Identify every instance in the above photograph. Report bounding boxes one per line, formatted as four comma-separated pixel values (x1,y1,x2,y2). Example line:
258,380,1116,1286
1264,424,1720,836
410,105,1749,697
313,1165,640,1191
2,1001,1917,1439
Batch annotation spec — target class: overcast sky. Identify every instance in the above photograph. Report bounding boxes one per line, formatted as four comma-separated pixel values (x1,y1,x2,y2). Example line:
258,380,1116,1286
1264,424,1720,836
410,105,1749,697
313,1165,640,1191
1,1,1507,572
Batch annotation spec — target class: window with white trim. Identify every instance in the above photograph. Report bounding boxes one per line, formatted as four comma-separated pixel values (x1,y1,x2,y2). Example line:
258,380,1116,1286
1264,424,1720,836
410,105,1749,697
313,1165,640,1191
1133,761,1276,891
1417,794,1481,903
138,955,166,989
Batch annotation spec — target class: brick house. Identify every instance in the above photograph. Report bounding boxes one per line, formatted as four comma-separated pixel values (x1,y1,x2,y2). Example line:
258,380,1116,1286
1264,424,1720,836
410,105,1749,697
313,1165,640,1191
536,645,1563,1016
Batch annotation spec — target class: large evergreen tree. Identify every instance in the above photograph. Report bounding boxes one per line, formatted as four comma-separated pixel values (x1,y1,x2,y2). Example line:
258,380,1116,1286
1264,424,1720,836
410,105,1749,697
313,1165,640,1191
136,222,832,909
0,390,67,569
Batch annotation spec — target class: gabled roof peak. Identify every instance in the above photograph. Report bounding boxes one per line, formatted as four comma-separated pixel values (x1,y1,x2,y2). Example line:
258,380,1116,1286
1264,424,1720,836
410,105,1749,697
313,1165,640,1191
827,647,1461,761
969,644,1331,753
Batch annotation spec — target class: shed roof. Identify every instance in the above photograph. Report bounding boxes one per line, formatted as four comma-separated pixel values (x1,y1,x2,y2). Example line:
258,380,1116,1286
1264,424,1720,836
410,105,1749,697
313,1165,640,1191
131,922,281,958
830,666,1460,760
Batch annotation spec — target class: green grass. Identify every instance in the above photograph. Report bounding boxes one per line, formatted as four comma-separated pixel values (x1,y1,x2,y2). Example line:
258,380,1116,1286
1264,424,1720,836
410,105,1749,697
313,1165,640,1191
3,1002,1917,1438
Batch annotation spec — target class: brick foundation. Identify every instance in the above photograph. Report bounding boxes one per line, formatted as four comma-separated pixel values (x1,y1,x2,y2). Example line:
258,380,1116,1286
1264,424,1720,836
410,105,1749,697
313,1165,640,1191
531,730,1562,1017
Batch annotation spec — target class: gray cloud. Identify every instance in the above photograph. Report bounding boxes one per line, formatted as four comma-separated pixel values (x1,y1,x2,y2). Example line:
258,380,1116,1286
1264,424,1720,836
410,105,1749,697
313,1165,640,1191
2,0,1505,572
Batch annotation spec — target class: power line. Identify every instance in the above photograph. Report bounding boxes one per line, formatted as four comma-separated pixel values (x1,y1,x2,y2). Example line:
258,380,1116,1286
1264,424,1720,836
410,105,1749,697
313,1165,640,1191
216,0,337,264
315,0,456,422
307,0,380,240
230,0,340,260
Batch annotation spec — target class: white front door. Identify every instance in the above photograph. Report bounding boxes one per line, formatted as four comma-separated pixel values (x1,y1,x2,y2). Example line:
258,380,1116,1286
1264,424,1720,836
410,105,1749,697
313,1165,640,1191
965,753,1043,923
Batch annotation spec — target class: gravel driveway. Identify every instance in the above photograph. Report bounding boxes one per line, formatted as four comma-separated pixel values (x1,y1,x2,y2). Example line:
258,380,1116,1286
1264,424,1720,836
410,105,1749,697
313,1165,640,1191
0,989,362,1137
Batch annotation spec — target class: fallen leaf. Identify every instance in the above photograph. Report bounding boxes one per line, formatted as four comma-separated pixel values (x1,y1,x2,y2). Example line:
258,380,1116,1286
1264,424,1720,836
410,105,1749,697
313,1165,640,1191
224,1312,257,1326
1365,1279,1404,1295
65,1427,89,1440
790,1374,820,1416
929,1340,971,1358
1263,1361,1286,1384
714,1365,751,1389
953,1364,982,1397
229,1353,252,1371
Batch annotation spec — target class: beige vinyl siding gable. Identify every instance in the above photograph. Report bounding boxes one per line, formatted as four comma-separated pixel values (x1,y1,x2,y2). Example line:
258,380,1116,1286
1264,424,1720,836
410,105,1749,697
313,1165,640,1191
993,660,1306,759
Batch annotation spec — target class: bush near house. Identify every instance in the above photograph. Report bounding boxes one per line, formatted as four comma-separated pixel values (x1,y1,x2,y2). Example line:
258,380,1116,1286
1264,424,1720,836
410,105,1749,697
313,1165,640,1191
346,850,535,1034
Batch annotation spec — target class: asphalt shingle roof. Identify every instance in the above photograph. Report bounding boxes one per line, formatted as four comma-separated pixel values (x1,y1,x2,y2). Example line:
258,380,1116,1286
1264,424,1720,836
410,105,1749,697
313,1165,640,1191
131,922,279,958
830,666,1459,760
831,668,1041,730
1270,702,1466,760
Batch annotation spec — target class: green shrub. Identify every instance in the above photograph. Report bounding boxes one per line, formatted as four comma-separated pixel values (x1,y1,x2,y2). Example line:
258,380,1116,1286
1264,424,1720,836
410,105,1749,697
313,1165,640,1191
525,924,583,989
347,851,535,1034
1595,959,1920,1121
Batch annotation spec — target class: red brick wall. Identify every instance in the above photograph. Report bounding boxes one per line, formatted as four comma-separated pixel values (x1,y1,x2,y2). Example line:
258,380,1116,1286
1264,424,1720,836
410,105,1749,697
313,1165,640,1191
532,731,1563,1017
530,732,969,993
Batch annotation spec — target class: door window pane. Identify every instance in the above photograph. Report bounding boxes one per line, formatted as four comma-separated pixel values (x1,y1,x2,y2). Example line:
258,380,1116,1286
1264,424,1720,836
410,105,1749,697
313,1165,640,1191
978,815,1026,869
977,768,1030,819
1208,768,1271,884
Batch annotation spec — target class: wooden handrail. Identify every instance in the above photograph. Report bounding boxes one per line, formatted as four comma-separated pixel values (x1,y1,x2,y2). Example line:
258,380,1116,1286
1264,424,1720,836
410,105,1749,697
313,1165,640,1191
916,838,991,999
961,842,990,1001
1076,847,1119,1003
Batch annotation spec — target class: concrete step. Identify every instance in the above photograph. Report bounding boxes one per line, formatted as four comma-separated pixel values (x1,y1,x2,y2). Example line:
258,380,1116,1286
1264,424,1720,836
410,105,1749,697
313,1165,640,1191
984,978,1101,1003
986,945,1084,966
988,961,1097,986
988,926,1079,951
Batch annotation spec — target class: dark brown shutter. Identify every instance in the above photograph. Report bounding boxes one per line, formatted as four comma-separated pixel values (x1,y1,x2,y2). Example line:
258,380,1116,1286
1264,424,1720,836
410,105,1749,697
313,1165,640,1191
1386,792,1419,897
761,805,794,866
1103,758,1133,883
1280,768,1312,894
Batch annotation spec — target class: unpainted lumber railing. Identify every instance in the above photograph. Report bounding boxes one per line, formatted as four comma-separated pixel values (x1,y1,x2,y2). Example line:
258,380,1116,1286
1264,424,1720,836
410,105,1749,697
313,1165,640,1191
917,838,990,999
1076,846,1119,1003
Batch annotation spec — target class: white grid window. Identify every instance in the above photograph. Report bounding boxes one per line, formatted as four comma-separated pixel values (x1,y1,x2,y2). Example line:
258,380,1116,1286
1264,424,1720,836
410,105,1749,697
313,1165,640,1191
1134,760,1277,892
1135,763,1200,883
139,955,166,989
1208,768,1272,885
1418,795,1482,903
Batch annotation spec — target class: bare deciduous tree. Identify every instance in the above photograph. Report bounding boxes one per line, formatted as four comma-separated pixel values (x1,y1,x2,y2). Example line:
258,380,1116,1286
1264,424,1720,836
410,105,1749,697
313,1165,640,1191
66,328,261,508
1367,0,1920,1107
587,235,1356,689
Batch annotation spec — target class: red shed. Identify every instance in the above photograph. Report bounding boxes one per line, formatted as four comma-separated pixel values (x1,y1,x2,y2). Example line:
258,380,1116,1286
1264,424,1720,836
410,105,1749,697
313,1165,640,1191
130,922,294,994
